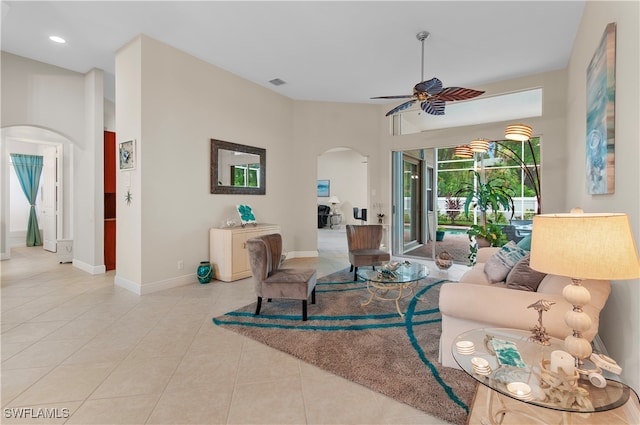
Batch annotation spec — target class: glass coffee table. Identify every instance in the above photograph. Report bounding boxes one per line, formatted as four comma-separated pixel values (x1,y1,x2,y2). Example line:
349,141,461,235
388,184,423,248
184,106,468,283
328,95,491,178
357,262,429,317
452,328,631,425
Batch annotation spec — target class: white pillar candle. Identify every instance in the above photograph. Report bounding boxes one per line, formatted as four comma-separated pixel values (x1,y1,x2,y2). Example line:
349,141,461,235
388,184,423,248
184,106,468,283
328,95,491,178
550,350,575,375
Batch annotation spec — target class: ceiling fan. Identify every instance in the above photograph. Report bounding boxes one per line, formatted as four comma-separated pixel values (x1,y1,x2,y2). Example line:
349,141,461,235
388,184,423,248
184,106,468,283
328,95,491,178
372,31,485,117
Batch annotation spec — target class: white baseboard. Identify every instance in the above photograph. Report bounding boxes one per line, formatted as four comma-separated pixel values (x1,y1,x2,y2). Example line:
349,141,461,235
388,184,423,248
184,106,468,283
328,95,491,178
73,259,106,275
114,275,142,295
115,273,197,295
1,251,10,260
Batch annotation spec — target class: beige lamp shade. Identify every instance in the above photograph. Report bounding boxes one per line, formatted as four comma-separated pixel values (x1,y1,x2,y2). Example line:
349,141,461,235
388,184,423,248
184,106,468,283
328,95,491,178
530,213,640,280
505,124,533,141
454,145,474,158
469,138,490,153
328,196,340,204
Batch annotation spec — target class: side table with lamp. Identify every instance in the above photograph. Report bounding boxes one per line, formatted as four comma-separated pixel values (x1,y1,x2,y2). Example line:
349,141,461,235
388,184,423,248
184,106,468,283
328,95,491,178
529,209,640,377
453,209,639,424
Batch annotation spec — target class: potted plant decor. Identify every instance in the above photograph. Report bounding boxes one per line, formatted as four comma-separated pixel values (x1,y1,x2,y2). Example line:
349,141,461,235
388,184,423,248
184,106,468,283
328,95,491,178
436,227,446,241
456,171,515,227
455,171,515,263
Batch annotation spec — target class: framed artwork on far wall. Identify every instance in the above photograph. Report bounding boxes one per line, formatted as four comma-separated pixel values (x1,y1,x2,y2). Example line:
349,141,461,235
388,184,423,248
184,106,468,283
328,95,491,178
586,22,616,195
119,139,136,170
317,179,330,197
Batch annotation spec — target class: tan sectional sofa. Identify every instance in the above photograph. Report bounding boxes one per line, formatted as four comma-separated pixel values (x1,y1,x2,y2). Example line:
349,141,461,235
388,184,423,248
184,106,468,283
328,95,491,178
438,247,611,369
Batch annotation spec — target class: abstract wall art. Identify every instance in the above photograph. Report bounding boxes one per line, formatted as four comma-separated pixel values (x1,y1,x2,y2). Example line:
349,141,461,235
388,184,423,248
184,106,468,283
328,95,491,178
586,22,616,195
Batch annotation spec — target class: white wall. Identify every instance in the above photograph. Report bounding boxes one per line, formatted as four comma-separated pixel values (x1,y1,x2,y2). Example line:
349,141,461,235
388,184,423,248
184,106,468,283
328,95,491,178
317,149,367,225
566,1,640,391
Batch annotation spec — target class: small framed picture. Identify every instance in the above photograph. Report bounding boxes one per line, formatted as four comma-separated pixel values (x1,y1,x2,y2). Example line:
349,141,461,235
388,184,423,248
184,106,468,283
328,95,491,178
317,179,330,197
119,140,136,170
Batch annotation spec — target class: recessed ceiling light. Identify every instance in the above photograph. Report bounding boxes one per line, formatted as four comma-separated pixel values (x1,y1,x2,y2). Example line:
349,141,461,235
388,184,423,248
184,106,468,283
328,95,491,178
49,35,66,44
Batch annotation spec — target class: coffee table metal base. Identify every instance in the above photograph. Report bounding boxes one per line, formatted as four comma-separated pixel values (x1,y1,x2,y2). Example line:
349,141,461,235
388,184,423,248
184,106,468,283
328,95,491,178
360,280,418,317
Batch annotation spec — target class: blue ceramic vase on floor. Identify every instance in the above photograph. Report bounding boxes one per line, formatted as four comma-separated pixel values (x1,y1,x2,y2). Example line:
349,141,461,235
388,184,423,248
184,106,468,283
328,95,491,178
197,261,212,284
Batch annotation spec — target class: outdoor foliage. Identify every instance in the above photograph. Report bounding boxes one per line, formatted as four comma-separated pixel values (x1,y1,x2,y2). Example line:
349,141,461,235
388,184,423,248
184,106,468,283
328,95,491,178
454,171,515,226
437,139,540,199
444,194,463,224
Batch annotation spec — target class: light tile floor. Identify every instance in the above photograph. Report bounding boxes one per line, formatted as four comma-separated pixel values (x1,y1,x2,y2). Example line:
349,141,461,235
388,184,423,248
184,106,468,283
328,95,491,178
1,230,455,425
3,229,636,424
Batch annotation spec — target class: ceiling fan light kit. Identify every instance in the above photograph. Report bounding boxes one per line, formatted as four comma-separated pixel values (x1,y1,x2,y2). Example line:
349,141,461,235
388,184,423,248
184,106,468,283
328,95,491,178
372,31,485,117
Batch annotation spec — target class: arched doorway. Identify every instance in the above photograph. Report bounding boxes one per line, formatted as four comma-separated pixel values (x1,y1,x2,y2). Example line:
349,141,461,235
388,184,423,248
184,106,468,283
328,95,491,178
1,126,73,260
316,147,368,256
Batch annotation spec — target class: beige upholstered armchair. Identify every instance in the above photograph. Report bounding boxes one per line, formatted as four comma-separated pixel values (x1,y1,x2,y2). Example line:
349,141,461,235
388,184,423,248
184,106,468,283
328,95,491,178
246,233,317,321
345,224,390,281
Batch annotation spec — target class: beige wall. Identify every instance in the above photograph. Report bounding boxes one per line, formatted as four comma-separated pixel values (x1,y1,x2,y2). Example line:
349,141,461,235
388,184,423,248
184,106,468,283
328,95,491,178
114,36,386,292
115,35,297,293
292,100,383,250
0,52,104,272
566,1,640,391
317,149,368,226
114,37,143,290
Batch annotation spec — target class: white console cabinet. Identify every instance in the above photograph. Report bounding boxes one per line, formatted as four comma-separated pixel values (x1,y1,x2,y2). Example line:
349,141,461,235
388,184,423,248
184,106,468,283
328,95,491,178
209,224,280,282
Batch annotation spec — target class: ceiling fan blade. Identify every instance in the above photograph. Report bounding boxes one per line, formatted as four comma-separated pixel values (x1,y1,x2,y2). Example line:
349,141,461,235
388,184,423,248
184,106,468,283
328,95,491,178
414,77,443,95
371,95,414,99
435,87,485,102
420,99,446,115
385,99,417,116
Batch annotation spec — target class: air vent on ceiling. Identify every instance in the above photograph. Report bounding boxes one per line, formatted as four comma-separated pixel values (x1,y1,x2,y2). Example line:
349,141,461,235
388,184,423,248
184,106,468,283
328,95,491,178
269,78,286,86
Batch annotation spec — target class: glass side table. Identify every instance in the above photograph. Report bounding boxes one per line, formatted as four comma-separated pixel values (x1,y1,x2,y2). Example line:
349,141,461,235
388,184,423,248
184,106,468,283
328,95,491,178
357,262,429,317
452,328,630,425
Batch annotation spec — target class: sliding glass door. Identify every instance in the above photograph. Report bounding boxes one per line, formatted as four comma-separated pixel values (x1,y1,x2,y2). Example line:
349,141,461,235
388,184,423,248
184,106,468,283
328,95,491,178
392,149,436,258
403,155,421,249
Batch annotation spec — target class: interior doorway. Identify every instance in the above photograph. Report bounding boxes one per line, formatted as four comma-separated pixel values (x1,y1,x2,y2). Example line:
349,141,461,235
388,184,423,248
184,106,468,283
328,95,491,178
316,147,367,255
2,126,70,260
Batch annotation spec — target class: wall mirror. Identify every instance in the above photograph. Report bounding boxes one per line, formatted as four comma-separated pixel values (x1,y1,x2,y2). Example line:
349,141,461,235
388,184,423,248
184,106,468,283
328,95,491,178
211,139,266,194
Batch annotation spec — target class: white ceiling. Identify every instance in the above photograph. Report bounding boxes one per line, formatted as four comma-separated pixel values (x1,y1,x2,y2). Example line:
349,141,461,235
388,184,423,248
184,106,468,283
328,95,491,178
1,1,585,105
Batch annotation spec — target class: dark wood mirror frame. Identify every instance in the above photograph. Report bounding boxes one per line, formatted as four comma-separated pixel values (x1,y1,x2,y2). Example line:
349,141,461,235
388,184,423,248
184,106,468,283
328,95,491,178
210,139,266,195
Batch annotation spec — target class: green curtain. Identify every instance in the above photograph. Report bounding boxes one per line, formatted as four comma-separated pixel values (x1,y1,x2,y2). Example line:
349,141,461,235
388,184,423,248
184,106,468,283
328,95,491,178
10,154,44,247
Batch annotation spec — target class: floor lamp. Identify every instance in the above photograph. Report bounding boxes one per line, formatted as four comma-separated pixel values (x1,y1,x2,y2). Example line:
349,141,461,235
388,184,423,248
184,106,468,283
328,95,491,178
529,210,640,372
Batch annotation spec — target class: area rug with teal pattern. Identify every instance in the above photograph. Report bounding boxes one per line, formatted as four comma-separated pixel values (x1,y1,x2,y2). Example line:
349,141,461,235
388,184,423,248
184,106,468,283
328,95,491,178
213,268,476,425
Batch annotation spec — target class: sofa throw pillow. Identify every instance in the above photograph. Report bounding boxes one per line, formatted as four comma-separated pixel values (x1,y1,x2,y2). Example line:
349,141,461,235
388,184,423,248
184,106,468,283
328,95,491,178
484,241,529,283
517,234,532,251
506,256,547,291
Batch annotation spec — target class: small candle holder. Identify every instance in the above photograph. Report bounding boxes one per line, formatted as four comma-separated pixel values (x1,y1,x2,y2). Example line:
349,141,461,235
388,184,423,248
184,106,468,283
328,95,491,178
540,359,579,387
507,382,533,400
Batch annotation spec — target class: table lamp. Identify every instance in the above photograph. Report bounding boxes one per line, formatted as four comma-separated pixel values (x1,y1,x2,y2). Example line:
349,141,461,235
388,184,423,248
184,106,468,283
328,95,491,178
529,210,640,372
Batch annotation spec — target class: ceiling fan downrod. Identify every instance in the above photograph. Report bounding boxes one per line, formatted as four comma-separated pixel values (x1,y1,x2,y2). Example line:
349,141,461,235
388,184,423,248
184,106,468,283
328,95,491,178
416,31,430,83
